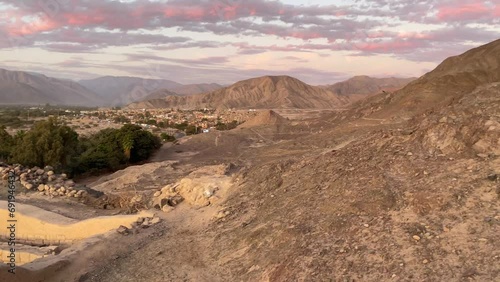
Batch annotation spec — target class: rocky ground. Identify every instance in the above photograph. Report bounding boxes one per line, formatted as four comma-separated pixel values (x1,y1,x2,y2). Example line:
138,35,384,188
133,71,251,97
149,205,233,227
65,81,499,281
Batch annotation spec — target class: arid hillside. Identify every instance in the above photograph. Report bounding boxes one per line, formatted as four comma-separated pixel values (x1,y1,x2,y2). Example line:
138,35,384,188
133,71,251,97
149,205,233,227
127,75,351,109
324,76,416,101
334,39,500,122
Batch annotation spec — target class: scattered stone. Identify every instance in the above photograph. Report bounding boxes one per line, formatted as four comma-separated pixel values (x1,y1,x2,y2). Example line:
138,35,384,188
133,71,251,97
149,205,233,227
422,259,429,264
117,225,129,235
25,183,33,190
203,188,215,198
407,152,413,156
47,171,55,176
150,217,161,224
363,224,369,228
168,195,184,206
162,205,174,213
413,235,421,241
38,184,45,192
487,174,498,181
153,198,169,210
141,218,151,228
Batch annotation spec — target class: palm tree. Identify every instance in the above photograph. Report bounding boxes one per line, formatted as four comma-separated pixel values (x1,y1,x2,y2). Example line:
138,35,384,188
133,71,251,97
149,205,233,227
122,134,134,162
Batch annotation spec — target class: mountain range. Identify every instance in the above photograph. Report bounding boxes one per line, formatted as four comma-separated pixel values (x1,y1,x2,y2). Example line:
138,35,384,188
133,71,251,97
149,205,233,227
127,75,351,110
0,68,101,106
0,70,414,109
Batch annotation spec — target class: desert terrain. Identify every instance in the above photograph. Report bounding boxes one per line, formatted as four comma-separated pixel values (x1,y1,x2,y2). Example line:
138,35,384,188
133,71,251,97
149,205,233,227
0,39,499,282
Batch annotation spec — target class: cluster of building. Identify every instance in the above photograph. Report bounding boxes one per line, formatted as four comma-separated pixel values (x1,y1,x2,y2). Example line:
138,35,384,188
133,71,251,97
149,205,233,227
78,108,259,137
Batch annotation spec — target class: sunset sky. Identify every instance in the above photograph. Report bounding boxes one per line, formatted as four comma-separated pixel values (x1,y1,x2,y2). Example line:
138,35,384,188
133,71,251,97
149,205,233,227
0,0,498,85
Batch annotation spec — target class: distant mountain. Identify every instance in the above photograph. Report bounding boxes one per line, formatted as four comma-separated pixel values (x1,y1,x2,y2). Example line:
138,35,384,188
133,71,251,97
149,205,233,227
141,83,223,102
171,83,223,96
127,75,351,110
0,68,100,106
79,76,183,106
324,76,416,101
141,89,181,101
335,38,500,121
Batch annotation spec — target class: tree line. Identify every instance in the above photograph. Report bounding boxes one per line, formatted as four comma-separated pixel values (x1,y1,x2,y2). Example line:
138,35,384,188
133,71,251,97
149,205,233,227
0,118,161,176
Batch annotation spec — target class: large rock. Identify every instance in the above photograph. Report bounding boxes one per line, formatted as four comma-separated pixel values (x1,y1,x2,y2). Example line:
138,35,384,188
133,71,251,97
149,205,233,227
177,178,218,207
153,198,170,210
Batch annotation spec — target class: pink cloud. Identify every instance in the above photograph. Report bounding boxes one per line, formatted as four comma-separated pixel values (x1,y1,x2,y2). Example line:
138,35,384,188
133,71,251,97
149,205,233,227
437,1,490,21
163,7,207,20
355,41,420,52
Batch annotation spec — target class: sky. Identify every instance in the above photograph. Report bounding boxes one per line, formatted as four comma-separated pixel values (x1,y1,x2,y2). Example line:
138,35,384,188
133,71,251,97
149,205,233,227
0,0,498,85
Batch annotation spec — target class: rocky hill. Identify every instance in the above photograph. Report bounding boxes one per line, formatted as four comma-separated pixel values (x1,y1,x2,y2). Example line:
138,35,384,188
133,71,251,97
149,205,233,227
336,38,500,121
238,110,289,128
127,75,351,109
0,69,101,106
325,76,415,101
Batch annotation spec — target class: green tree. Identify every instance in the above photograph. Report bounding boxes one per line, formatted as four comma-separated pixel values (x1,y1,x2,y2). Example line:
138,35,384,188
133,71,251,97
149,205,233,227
10,118,78,168
186,125,199,135
121,133,134,161
160,133,175,142
0,125,13,161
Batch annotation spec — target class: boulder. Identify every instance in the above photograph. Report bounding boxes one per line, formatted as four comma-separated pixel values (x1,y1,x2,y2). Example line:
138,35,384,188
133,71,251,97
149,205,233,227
150,217,161,225
117,225,130,235
162,205,175,213
153,198,169,210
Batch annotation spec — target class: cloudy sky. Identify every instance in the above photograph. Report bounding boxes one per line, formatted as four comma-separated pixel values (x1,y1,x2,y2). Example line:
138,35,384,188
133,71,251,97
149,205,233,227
0,0,498,85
